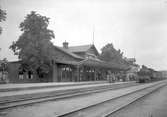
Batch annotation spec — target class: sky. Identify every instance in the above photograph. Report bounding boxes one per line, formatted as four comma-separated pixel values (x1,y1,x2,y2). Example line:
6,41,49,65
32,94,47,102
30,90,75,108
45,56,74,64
0,0,167,70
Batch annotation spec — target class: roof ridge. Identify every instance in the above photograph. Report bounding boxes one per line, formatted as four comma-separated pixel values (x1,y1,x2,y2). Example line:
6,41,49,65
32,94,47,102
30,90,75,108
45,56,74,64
68,44,92,48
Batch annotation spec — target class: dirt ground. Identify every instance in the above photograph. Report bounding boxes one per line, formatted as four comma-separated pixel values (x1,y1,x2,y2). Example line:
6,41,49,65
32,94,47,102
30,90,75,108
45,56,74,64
110,85,167,117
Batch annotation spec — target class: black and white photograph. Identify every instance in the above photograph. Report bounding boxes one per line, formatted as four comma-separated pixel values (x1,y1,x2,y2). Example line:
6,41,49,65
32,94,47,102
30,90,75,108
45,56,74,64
0,0,167,117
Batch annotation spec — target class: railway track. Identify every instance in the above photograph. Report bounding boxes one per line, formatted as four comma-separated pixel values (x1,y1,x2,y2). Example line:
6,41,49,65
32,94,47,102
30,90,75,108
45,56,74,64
58,81,167,117
0,82,137,110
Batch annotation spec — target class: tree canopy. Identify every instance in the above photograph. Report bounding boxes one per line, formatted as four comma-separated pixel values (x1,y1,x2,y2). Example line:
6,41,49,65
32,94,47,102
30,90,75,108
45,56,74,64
99,43,130,70
0,8,6,34
9,11,55,78
99,43,124,63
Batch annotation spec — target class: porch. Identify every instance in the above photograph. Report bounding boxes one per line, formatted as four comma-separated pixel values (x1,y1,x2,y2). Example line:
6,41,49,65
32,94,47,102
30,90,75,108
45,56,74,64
53,59,128,82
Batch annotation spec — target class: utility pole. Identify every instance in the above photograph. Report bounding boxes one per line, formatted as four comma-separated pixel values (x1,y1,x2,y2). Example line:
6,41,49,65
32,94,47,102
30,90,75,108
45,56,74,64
92,24,95,45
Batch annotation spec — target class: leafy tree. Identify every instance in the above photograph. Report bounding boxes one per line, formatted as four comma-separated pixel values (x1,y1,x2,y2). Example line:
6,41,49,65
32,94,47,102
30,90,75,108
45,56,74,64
0,8,6,34
99,43,124,63
9,11,55,79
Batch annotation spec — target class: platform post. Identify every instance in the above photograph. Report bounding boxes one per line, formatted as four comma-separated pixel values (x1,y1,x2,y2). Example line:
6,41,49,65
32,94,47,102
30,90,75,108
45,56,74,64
52,63,58,82
76,65,80,82
94,68,96,81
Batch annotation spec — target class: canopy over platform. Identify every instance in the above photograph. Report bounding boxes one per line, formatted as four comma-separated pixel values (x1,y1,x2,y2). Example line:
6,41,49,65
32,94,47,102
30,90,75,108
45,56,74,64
54,58,129,71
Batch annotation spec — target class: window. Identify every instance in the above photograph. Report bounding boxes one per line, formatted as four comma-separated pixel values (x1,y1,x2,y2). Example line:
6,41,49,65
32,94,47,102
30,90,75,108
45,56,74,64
18,70,24,79
27,71,33,79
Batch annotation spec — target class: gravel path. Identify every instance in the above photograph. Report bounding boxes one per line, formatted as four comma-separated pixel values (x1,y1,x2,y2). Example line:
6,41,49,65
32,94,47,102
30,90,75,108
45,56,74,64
110,85,167,117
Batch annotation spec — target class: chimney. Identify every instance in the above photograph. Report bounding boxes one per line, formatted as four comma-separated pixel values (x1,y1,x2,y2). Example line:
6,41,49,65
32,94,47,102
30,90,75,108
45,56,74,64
63,41,69,49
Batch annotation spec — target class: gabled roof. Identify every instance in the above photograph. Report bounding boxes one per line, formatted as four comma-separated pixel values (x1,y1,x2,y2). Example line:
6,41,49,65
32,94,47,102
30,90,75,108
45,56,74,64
68,45,92,53
59,44,99,57
54,46,84,60
67,44,99,56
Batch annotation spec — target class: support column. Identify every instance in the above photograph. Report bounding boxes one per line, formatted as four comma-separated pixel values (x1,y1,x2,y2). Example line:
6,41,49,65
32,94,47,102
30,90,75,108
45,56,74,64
83,66,86,81
94,68,96,81
77,65,80,82
52,63,58,82
71,66,74,82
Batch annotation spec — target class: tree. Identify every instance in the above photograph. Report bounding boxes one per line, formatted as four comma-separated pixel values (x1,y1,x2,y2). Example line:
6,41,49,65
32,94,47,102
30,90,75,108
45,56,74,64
99,43,124,63
9,11,55,79
0,8,6,34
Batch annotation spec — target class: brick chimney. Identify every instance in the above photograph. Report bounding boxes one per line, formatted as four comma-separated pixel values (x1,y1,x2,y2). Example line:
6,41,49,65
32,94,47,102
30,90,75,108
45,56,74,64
63,41,69,49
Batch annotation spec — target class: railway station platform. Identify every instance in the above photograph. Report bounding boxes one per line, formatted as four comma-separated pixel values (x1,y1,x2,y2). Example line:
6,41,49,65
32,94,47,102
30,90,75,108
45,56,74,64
0,80,166,117
0,81,109,92
0,81,136,108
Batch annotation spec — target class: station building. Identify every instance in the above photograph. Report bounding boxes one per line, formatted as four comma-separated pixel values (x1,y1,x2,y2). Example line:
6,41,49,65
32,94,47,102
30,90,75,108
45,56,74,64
7,42,129,83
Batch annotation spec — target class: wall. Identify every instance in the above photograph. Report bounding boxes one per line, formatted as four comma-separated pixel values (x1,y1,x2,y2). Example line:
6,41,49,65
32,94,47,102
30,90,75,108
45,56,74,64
8,62,40,83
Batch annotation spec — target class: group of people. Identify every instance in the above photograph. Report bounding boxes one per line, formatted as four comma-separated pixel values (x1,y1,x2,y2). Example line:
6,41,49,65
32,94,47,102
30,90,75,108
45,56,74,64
107,71,125,83
107,72,116,83
0,71,9,83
